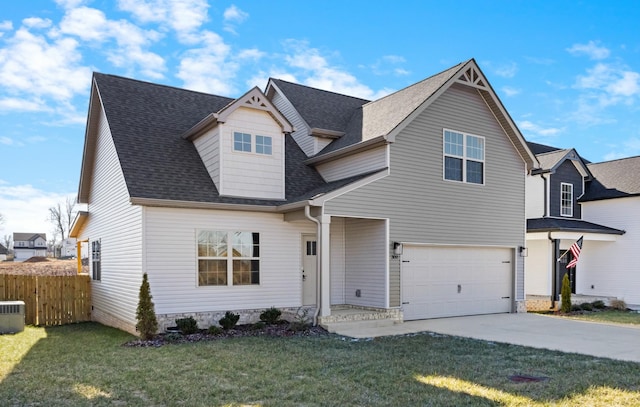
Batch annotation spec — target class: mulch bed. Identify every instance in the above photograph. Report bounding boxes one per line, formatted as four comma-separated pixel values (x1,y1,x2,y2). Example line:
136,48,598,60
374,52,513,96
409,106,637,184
124,323,329,347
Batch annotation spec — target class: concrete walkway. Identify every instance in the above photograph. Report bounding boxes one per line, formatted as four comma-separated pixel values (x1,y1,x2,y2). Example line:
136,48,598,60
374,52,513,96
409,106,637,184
332,313,640,363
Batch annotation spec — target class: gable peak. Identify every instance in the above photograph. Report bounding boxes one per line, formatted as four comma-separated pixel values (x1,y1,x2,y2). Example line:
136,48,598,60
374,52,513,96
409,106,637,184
455,65,488,90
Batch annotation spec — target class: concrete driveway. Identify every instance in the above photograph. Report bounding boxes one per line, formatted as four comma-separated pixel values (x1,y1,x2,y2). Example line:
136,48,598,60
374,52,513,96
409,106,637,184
334,313,640,363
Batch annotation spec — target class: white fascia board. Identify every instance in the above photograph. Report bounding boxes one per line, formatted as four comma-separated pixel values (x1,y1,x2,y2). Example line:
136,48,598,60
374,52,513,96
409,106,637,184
130,197,280,212
549,232,619,242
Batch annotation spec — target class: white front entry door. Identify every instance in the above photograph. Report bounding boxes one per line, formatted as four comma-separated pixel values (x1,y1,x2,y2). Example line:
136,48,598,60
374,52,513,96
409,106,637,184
302,234,317,305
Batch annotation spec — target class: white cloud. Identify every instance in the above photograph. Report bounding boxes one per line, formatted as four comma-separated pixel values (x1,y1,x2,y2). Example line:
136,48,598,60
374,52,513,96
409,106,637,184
237,48,265,60
224,5,249,23
54,0,87,9
369,55,409,76
518,120,562,137
567,41,610,60
494,62,518,78
501,86,520,97
0,21,13,31
0,183,76,238
176,31,238,95
0,26,91,102
574,63,640,108
0,136,16,146
117,0,209,43
0,97,50,112
22,18,53,29
57,6,166,78
283,40,391,99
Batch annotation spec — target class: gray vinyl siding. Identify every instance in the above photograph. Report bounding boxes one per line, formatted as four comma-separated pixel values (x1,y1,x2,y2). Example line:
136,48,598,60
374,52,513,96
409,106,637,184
192,129,220,190
549,161,583,219
344,218,387,308
324,83,527,301
79,105,144,331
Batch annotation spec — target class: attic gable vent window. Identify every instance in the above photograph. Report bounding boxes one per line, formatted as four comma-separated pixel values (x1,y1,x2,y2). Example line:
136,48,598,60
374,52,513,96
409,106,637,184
443,129,485,184
233,132,273,156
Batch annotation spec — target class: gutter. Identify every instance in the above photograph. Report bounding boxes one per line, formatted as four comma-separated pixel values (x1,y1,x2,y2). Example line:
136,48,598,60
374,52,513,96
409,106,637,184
304,206,322,326
304,135,389,165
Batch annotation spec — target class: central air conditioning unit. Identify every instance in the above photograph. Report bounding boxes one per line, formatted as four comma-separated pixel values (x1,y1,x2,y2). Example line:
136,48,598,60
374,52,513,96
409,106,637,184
0,301,25,334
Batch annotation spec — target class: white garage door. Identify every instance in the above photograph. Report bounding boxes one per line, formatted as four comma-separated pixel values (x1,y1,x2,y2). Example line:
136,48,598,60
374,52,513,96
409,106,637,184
402,245,513,320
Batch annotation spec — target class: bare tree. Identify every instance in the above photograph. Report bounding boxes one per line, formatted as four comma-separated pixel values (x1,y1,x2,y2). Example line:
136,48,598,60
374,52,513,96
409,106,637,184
49,196,77,241
0,212,4,227
2,234,10,251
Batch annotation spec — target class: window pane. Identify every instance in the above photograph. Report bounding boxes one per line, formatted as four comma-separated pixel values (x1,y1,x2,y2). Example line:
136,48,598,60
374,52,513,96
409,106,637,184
231,232,259,257
444,156,463,181
466,135,484,160
467,160,484,184
233,132,251,152
198,259,227,286
233,259,259,285
256,135,272,155
444,130,464,156
561,184,573,216
198,231,227,257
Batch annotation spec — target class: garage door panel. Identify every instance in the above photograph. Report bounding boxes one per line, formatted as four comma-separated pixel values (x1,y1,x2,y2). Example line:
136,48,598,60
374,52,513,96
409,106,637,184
402,246,513,320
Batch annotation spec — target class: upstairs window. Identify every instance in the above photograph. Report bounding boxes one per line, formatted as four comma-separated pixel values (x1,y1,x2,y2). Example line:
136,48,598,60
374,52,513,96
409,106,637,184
561,183,573,217
233,132,252,152
255,135,272,155
443,129,485,184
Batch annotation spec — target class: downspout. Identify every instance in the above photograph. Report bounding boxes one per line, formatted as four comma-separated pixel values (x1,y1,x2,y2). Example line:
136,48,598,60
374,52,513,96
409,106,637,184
304,205,322,326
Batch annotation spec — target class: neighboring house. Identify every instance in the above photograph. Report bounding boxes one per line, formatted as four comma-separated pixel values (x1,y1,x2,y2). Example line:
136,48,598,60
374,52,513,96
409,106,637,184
71,59,536,334
13,233,47,262
0,243,7,261
525,142,639,308
60,238,78,258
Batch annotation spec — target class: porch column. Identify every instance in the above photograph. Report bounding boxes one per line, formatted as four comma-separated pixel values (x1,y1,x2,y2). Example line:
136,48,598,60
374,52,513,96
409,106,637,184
319,214,331,317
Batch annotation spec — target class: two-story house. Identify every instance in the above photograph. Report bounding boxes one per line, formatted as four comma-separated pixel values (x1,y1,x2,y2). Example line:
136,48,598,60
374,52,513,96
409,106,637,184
70,59,537,334
13,233,47,262
525,142,640,308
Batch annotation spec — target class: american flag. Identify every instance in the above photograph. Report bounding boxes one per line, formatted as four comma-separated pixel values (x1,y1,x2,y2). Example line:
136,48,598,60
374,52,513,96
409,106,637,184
566,236,583,269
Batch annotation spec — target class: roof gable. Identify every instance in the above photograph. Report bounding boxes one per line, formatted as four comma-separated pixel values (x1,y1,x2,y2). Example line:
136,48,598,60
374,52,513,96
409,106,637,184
534,148,591,178
582,155,640,201
13,233,46,242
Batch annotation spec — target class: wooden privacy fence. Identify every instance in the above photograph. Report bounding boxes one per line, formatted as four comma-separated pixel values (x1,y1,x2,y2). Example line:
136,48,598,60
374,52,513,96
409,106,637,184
0,275,91,326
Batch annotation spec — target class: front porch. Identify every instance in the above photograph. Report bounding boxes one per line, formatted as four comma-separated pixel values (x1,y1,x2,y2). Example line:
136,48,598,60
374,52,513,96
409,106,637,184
318,305,403,333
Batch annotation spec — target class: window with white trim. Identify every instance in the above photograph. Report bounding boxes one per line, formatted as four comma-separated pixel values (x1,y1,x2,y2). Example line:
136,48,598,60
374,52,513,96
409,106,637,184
561,183,573,217
91,239,101,281
233,132,252,152
443,129,485,184
255,135,272,155
197,231,260,286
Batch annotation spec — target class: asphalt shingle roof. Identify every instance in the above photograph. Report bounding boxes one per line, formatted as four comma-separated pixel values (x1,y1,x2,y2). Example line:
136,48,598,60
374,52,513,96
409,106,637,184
581,156,640,201
0,244,7,255
527,218,625,235
92,73,365,206
527,141,562,155
13,233,46,242
269,79,369,134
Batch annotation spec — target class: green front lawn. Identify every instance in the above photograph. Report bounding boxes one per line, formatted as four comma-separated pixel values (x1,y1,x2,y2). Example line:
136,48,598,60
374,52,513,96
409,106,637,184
564,309,640,326
1,323,640,406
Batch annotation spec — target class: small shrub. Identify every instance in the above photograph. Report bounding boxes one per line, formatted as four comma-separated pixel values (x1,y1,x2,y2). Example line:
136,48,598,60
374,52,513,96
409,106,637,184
560,274,572,313
591,300,606,309
288,307,310,332
252,321,266,330
219,311,240,330
175,316,198,334
570,304,582,312
208,325,223,335
609,299,627,310
164,333,182,343
135,273,158,340
580,302,593,311
260,307,282,324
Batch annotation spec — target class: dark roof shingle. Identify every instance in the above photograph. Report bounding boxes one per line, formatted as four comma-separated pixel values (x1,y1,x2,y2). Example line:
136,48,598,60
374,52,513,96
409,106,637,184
527,218,625,235
582,156,640,201
93,73,348,206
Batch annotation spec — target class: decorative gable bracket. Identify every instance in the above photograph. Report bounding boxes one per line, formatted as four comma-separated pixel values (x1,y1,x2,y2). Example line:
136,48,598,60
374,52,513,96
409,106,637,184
455,66,488,90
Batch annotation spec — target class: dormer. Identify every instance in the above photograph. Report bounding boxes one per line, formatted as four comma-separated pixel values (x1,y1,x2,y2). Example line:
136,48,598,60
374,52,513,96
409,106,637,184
265,78,369,157
183,87,293,200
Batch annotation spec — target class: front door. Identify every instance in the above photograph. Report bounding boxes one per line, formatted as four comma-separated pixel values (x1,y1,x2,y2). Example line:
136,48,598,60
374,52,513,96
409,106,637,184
302,234,317,305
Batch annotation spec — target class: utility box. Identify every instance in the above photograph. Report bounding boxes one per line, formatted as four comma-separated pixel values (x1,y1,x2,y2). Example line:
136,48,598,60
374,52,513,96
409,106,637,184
0,301,25,334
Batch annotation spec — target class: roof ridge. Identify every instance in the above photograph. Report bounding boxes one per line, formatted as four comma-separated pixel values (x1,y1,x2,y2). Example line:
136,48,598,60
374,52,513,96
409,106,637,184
363,60,466,106
93,72,235,100
270,78,371,102
588,154,640,166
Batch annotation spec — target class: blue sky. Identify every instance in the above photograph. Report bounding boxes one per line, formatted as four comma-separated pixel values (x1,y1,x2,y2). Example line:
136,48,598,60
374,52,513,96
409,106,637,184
1,0,639,237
